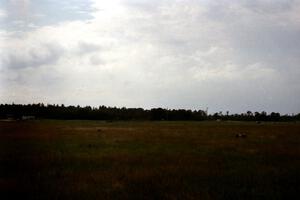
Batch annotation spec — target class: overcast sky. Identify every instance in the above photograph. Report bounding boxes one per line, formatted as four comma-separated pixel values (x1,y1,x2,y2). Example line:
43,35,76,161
0,0,300,114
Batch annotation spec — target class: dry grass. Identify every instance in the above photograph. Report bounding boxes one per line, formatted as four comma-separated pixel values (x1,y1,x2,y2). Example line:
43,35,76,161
1,120,300,199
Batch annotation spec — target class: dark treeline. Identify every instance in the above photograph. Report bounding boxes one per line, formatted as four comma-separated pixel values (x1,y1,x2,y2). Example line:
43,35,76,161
0,103,299,121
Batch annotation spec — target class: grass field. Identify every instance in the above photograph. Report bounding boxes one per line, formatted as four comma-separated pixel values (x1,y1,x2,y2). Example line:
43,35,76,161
1,120,300,199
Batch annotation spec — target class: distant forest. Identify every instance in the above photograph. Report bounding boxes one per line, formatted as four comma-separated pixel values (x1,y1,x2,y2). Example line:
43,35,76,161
0,103,299,121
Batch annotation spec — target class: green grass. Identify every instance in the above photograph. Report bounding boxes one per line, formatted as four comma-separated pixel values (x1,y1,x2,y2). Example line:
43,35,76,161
1,120,300,199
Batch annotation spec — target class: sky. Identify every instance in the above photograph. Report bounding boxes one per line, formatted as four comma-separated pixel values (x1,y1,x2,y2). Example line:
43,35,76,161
0,0,300,114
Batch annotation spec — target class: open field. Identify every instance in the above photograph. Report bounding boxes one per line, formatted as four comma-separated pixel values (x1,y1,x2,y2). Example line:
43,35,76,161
1,120,300,199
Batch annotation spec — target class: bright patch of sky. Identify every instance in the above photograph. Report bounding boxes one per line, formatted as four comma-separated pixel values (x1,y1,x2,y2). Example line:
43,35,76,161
0,0,94,31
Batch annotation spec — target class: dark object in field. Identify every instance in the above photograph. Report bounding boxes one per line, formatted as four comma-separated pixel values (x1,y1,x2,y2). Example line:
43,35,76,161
97,129,102,132
88,144,99,148
235,133,247,138
256,121,261,124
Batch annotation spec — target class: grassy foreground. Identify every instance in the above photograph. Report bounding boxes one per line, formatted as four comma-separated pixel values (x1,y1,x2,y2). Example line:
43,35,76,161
1,120,300,199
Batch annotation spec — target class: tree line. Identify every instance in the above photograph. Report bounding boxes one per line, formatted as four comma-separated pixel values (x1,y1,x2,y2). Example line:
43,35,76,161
0,103,299,121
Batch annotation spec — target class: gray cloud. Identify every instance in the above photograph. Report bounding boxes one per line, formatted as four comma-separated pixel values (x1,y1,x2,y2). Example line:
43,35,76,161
2,43,64,69
242,0,295,13
77,41,102,54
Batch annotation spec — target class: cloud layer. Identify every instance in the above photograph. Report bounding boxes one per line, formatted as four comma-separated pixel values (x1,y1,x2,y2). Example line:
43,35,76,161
1,0,300,114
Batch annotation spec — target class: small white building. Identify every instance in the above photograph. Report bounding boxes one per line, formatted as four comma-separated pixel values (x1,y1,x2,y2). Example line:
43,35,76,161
21,116,35,120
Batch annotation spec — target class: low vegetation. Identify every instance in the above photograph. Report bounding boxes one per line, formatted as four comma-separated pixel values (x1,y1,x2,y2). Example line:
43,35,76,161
1,120,300,199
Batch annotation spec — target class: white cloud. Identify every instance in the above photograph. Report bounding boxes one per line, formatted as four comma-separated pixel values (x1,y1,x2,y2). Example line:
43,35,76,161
0,9,7,18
